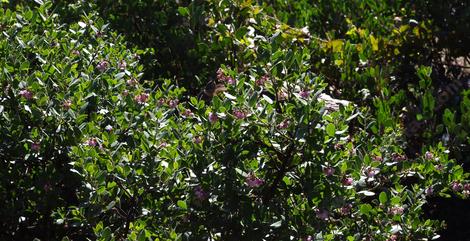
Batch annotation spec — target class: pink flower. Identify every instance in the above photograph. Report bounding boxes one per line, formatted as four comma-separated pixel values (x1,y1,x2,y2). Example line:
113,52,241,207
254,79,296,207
340,204,353,215
19,89,33,100
425,151,433,160
63,99,72,109
387,234,398,241
372,155,383,162
168,99,179,109
71,50,80,56
451,181,462,192
157,98,166,106
366,167,378,178
277,91,288,101
256,75,269,86
334,143,343,150
216,68,236,85
134,93,149,104
31,142,40,152
193,136,203,144
304,236,313,241
105,125,113,132
425,186,434,196
118,60,127,70
389,206,404,215
122,90,129,96
435,164,444,172
342,177,353,186
299,90,310,99
127,78,138,87
233,109,246,119
216,68,226,81
392,153,406,162
226,77,236,85
159,142,168,148
323,166,335,176
315,209,329,220
181,109,194,118
86,138,97,147
208,112,218,123
246,173,264,188
96,60,109,72
277,119,290,129
194,186,208,201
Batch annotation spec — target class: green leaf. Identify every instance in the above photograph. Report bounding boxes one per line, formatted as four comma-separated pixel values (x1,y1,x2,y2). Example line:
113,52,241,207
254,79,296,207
177,200,187,210
359,204,372,216
178,7,190,17
326,123,335,137
379,192,388,204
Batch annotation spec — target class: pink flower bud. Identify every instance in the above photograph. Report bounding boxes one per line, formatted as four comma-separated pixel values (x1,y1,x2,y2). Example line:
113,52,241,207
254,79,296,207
277,119,290,129
71,50,80,56
31,142,40,151
323,166,335,176
193,136,203,144
372,155,383,162
366,167,378,178
86,138,97,147
134,93,149,104
392,153,406,162
208,112,218,123
340,203,353,215
315,209,329,220
159,142,168,148
334,143,343,150
63,99,72,109
425,151,434,160
342,177,353,186
118,60,127,70
127,78,138,87
246,173,264,188
182,109,194,118
105,125,113,132
387,234,398,241
451,181,462,192
194,186,208,201
168,99,179,109
122,90,129,96
425,186,434,196
96,60,109,72
19,89,33,100
233,109,246,119
277,91,288,101
256,75,269,86
216,68,225,81
226,77,236,85
299,90,310,99
389,206,404,215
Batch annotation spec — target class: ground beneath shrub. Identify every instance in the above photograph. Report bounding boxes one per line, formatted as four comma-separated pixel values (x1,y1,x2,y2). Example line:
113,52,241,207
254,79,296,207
424,197,470,241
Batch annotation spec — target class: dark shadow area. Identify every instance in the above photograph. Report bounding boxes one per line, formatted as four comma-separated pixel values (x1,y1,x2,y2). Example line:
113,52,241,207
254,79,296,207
424,196,470,241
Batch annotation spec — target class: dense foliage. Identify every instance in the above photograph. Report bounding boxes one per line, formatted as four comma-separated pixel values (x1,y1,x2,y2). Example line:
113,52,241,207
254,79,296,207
0,0,469,240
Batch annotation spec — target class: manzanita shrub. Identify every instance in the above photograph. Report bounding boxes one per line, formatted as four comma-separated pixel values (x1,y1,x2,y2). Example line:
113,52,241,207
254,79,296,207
1,1,469,241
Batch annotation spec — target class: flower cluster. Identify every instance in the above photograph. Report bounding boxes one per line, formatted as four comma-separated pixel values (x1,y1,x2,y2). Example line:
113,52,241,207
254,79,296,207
216,68,236,85
96,60,109,72
134,93,149,104
246,173,264,188
19,89,33,100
